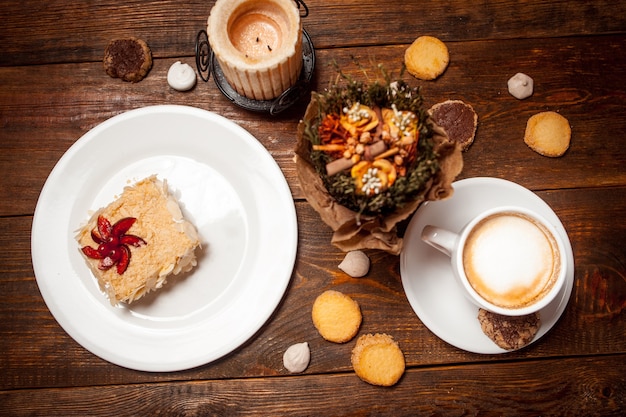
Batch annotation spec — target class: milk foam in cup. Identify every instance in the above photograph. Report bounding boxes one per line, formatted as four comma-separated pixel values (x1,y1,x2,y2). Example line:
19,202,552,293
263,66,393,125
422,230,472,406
421,206,567,316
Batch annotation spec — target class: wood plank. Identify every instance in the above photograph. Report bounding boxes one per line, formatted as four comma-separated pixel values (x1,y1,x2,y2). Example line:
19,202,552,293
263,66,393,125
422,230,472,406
2,0,625,413
2,186,625,389
2,36,626,216
1,355,624,416
1,0,626,66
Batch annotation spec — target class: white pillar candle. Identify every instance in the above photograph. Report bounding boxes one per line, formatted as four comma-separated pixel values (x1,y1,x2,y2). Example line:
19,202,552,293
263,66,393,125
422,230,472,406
208,0,303,101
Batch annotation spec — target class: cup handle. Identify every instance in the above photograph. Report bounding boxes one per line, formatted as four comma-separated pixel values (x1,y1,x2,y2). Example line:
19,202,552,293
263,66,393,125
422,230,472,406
421,226,458,257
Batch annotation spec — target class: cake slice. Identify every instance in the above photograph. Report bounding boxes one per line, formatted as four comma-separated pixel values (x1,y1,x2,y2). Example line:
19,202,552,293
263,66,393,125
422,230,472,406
76,175,200,305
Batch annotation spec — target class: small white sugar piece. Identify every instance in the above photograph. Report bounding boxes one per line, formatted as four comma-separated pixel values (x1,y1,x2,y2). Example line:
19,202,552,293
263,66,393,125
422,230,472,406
338,250,370,278
507,73,534,99
283,342,310,373
167,61,197,91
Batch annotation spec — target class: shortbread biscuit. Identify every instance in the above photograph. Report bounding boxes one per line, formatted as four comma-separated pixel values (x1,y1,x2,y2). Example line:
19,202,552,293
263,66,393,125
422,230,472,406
429,100,478,150
478,308,541,350
312,290,362,343
104,37,153,83
523,111,571,157
351,333,405,386
404,36,449,80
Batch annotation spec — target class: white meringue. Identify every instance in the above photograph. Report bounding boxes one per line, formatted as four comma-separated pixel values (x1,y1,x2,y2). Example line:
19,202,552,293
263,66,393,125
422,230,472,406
507,73,534,100
283,342,310,373
167,61,197,91
338,250,370,278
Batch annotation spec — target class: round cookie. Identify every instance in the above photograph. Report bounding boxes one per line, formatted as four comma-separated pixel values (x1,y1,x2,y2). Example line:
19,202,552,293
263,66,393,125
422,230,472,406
351,333,405,386
404,36,449,80
478,308,541,350
429,100,478,151
103,37,153,83
524,111,571,157
312,290,362,343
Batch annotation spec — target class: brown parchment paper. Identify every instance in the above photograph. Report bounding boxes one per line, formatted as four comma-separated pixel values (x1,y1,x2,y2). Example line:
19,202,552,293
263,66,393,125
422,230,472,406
295,93,464,255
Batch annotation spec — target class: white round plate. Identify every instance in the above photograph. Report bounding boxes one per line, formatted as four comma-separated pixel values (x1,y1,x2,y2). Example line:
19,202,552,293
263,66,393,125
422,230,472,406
32,105,298,371
400,177,574,354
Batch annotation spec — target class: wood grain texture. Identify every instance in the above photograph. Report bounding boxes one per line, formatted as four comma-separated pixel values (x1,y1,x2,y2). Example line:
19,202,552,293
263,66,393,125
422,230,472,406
2,36,626,216
1,0,626,66
2,186,625,390
1,0,626,415
1,355,624,416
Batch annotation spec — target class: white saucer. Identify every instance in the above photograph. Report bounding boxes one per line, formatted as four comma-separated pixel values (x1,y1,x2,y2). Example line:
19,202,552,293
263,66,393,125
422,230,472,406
400,177,574,354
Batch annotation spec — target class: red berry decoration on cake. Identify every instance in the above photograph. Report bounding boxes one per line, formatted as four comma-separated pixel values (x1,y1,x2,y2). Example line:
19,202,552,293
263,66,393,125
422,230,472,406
80,215,146,275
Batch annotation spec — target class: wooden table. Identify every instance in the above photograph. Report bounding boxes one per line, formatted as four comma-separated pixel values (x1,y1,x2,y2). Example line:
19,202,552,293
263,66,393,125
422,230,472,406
1,0,625,415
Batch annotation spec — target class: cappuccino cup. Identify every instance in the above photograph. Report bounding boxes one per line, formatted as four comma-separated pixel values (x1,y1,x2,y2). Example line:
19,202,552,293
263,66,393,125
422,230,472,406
421,206,566,316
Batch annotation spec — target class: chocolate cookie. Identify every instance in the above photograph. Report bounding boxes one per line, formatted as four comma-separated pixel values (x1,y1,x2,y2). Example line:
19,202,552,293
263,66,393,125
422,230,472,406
429,100,478,151
103,37,153,82
478,308,541,350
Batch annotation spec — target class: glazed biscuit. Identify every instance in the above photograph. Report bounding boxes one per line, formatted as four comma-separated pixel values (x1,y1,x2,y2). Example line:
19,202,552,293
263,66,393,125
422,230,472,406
524,111,571,157
429,100,478,151
404,36,449,80
103,37,153,83
351,333,405,386
478,308,541,350
312,290,362,343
